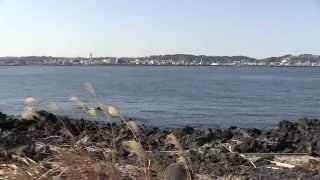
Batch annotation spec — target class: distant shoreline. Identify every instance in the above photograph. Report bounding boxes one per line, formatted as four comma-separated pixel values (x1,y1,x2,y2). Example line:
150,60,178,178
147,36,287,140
1,54,320,66
1,64,320,68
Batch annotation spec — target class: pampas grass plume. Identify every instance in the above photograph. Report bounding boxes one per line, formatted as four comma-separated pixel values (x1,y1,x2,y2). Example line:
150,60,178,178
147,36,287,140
166,133,183,152
175,156,192,180
87,107,97,119
103,105,121,117
126,120,141,135
84,83,97,97
70,96,80,102
123,140,146,162
21,107,40,120
23,97,36,106
69,96,88,111
46,102,62,113
176,156,187,167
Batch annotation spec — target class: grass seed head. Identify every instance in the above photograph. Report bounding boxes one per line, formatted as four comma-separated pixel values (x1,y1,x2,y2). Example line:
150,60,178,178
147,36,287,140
176,156,193,180
45,102,62,113
87,107,97,119
23,97,36,106
103,105,121,117
70,96,88,111
176,156,187,167
166,133,183,152
126,120,141,135
123,140,146,162
84,83,97,97
70,96,80,102
21,107,40,120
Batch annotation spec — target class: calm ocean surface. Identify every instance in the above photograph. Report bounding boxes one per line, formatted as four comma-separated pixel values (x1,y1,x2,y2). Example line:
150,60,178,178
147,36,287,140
1,66,320,128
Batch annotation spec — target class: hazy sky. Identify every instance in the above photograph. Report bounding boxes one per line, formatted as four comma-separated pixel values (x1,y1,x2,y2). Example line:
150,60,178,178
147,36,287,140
0,0,319,58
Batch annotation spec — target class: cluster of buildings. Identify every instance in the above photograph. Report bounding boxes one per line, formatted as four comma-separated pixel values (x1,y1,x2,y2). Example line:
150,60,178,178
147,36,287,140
0,54,320,66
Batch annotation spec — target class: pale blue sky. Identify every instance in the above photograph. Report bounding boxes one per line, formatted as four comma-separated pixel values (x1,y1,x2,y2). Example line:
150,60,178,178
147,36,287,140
0,0,319,58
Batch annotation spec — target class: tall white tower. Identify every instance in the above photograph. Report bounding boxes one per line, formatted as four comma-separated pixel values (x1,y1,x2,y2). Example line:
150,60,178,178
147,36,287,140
89,52,93,65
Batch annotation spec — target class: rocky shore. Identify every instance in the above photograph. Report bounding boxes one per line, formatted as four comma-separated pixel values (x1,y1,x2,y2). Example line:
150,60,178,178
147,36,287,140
0,111,320,179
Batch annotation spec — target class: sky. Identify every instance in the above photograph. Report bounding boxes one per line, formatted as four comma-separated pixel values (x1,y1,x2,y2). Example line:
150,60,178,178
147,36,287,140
0,0,319,58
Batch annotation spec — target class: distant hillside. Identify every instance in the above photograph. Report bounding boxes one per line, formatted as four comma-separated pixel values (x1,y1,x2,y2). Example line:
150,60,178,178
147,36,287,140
259,54,320,66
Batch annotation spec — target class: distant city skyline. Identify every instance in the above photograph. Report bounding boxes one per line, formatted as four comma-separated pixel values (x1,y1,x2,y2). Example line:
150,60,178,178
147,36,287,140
0,0,319,58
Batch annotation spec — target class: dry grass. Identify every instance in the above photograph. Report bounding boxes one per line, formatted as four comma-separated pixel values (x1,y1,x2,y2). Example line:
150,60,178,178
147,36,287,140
21,107,40,120
15,83,172,180
42,148,121,179
0,158,44,180
8,83,314,179
165,133,193,180
23,97,37,106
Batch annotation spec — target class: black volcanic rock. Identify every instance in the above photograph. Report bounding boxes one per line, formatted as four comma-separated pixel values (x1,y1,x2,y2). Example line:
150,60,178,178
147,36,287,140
0,111,320,179
0,112,7,120
269,119,320,155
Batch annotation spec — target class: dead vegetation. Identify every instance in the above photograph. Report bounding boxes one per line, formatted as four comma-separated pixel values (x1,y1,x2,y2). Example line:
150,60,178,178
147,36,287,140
0,83,320,179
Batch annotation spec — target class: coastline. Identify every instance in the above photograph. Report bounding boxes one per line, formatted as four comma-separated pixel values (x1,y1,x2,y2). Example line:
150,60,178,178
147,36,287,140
0,111,319,179
1,54,320,67
1,64,320,68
